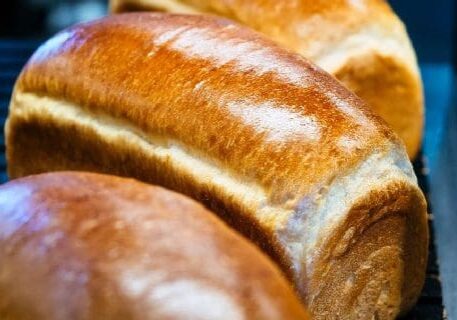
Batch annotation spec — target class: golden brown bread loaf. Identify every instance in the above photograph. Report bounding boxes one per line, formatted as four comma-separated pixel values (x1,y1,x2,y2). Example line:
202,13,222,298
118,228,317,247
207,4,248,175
6,13,428,319
0,172,309,320
110,0,424,159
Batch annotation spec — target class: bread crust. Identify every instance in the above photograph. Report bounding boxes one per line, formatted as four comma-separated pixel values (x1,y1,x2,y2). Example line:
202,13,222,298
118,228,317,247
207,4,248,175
15,13,396,195
110,0,424,158
0,172,309,319
7,13,428,319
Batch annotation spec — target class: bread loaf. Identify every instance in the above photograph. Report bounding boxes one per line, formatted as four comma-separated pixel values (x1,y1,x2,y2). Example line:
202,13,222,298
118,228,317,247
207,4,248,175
6,13,428,319
0,172,308,320
110,0,424,159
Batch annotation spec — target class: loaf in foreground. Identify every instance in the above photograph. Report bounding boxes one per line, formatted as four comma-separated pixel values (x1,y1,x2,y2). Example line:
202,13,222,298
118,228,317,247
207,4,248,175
111,0,424,159
6,13,428,319
0,172,308,320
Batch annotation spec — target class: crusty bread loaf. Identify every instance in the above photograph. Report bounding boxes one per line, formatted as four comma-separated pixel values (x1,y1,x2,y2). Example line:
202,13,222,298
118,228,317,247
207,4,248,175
0,172,309,320
6,13,428,319
110,0,424,159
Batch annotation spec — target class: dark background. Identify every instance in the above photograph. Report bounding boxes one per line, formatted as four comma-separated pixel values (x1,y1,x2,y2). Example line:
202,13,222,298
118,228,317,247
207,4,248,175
390,1,455,63
0,1,456,318
0,1,107,38
0,0,454,63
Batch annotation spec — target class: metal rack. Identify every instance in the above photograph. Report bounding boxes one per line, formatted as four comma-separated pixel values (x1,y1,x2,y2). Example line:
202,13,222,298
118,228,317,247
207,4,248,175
0,40,446,319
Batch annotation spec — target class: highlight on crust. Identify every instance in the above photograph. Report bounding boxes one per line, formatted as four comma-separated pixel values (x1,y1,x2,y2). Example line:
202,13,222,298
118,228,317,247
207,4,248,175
109,0,424,159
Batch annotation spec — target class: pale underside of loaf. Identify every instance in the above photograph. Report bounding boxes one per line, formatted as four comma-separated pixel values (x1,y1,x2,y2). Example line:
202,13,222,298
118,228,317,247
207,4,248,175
7,91,428,319
110,0,424,158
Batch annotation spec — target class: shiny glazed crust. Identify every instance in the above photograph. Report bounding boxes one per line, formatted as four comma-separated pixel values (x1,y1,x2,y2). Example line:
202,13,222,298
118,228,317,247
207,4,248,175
0,172,309,320
6,13,428,319
110,0,424,158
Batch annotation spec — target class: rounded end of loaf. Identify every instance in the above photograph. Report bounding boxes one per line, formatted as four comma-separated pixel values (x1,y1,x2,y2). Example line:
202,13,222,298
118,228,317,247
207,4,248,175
334,53,423,160
305,181,428,319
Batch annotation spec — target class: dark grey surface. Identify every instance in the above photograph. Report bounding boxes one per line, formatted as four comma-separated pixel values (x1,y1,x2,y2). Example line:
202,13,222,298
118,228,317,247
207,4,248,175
424,63,457,319
389,0,455,63
391,1,457,315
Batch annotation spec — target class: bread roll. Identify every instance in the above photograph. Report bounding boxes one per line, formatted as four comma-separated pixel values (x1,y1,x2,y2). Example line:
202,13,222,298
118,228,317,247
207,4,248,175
0,172,308,320
110,0,424,159
6,13,428,319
